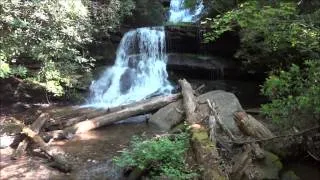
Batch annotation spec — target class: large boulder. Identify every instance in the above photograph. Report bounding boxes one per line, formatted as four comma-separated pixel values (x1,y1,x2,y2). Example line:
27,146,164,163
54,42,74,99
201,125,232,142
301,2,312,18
232,150,283,180
198,90,243,134
149,90,243,134
149,100,184,130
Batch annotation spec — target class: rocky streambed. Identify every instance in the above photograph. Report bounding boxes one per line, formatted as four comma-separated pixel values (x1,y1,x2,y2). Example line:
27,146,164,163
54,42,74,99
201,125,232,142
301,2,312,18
1,80,319,180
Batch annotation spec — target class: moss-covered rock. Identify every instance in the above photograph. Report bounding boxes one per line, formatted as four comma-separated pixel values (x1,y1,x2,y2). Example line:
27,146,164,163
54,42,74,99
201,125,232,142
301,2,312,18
254,151,283,180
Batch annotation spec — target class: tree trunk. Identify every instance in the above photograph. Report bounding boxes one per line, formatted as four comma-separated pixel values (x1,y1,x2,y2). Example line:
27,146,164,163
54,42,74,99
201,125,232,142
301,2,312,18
234,111,274,139
179,79,227,179
11,113,49,159
47,103,148,129
191,127,227,180
178,79,200,124
56,94,181,136
22,127,72,172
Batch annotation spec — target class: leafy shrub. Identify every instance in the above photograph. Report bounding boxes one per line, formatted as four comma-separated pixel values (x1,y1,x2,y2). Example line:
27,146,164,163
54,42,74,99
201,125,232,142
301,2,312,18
261,60,320,129
113,133,197,179
0,0,95,96
89,0,135,37
0,0,135,97
202,0,320,70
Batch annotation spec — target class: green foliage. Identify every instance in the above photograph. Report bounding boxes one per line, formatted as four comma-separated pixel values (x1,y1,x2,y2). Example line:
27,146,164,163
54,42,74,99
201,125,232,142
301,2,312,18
202,1,320,129
261,60,320,129
203,0,320,69
113,133,197,179
89,0,135,36
0,0,135,97
0,0,94,95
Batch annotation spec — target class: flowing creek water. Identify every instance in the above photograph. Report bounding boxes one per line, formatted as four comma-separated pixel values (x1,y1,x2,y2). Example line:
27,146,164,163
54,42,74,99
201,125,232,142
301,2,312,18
2,0,318,179
168,0,204,23
86,0,204,108
58,1,320,179
87,27,173,108
50,0,207,178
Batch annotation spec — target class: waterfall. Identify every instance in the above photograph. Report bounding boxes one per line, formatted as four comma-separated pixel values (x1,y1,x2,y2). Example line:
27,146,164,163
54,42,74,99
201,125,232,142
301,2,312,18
86,0,205,108
169,0,204,23
86,27,173,108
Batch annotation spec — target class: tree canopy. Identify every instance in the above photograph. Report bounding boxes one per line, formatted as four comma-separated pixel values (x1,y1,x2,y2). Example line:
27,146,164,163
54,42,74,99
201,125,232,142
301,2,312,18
0,0,135,96
203,0,320,129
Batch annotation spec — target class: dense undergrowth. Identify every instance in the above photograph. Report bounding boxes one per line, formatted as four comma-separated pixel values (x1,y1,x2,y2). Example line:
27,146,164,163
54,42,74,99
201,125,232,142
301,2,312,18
0,0,135,97
113,132,198,179
203,0,320,130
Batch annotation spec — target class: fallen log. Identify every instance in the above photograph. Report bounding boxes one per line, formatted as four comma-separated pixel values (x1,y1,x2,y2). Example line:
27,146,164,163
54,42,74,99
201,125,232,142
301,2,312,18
234,111,274,139
62,100,160,127
22,127,72,172
178,79,200,124
54,94,181,136
46,103,145,129
11,113,49,159
179,79,227,179
191,126,227,180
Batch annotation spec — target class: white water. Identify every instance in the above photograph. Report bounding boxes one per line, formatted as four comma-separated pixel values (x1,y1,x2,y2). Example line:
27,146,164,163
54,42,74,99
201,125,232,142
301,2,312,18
86,0,204,108
169,0,204,23
86,27,173,108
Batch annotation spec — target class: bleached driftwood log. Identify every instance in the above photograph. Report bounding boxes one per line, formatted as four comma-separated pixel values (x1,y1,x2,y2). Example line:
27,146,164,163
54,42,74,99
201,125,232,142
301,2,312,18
22,127,72,172
53,94,181,137
11,113,49,159
178,79,200,124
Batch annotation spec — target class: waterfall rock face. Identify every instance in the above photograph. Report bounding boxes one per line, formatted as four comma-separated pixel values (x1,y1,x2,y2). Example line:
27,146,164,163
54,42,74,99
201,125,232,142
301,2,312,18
87,27,173,108
86,0,206,108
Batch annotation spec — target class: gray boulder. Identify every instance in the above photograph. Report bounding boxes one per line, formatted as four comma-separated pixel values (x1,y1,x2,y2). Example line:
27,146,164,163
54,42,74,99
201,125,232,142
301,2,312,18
149,90,243,134
149,100,184,130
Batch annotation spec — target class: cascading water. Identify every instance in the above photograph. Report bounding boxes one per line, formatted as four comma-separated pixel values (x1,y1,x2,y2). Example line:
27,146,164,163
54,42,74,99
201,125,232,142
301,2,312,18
87,27,173,108
86,0,204,108
169,0,204,23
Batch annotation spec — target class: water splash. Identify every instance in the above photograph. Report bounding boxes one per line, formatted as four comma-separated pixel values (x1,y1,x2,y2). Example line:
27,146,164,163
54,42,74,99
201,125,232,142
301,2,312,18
86,27,173,108
169,0,204,23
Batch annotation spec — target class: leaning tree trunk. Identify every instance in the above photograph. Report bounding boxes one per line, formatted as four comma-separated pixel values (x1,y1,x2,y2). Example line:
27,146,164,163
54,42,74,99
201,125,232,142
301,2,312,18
12,113,49,159
52,94,181,138
179,79,227,180
234,111,274,139
22,127,72,172
46,102,156,129
178,79,201,124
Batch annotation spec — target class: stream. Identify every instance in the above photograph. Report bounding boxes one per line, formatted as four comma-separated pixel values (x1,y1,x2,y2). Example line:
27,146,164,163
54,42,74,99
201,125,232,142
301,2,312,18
1,0,319,179
51,0,320,178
